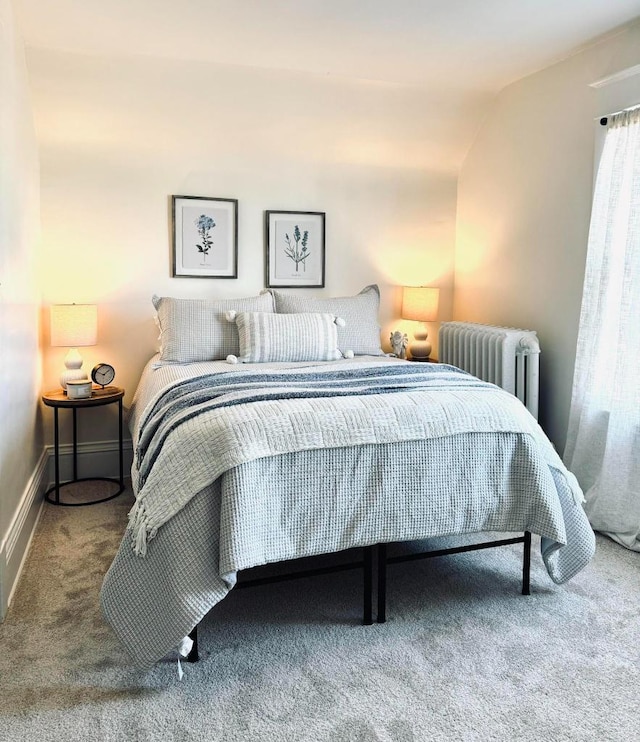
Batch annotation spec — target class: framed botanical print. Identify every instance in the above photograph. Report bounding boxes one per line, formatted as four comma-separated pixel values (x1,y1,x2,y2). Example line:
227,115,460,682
171,195,238,278
265,210,325,288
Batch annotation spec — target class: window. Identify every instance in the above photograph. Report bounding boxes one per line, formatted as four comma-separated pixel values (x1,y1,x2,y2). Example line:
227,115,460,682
564,107,640,552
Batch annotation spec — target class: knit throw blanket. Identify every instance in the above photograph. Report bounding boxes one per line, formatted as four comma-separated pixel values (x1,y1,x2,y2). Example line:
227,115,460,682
127,362,572,556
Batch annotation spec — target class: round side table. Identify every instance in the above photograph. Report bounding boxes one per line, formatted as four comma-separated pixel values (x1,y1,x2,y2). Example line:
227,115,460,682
42,386,125,506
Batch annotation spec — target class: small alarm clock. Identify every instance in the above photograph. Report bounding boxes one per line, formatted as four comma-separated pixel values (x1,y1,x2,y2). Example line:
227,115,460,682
91,363,116,388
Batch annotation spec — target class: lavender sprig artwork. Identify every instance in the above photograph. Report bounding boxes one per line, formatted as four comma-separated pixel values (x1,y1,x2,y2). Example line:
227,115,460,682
266,210,324,287
284,225,310,272
195,214,216,263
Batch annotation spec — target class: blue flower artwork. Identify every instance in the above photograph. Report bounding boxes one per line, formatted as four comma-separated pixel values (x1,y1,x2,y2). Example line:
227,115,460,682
195,214,216,263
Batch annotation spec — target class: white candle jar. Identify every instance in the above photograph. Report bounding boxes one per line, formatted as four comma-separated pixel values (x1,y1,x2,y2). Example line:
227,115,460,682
66,379,93,399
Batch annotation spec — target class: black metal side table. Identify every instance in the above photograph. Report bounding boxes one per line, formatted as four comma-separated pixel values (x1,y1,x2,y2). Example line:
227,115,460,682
42,386,125,506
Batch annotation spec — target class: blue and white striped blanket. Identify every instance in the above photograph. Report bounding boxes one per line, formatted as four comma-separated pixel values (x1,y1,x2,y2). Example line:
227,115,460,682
127,361,580,557
135,363,488,488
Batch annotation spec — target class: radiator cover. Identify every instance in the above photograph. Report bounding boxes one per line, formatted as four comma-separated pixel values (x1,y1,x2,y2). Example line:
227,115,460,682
438,322,540,419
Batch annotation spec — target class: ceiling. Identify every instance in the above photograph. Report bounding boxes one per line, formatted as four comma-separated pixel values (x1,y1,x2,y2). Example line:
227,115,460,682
12,0,640,93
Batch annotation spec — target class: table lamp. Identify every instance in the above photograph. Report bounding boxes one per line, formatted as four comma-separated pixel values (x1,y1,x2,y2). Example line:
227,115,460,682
401,286,440,360
50,304,98,391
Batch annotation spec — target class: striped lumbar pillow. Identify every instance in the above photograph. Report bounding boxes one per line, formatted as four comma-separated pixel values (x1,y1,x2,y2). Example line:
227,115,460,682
268,284,384,356
225,311,351,363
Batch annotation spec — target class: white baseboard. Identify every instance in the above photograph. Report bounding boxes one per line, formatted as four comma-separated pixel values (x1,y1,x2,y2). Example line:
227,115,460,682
45,438,134,489
0,440,134,621
0,450,48,620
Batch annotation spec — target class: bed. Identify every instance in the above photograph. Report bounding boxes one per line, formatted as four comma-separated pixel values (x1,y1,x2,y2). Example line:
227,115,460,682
100,288,595,667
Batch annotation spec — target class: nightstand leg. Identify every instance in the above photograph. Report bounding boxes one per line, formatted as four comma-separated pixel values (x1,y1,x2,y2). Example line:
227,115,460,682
72,407,78,481
118,398,124,488
53,407,60,505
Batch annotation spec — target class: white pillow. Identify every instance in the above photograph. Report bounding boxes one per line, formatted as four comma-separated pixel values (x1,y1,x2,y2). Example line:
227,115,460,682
226,311,351,363
153,293,275,362
269,284,384,356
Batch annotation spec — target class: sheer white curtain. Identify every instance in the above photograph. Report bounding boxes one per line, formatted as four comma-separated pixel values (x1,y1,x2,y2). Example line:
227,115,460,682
564,107,640,551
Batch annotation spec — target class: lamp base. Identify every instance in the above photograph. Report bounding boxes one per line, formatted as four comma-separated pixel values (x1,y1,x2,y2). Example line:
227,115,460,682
409,323,432,360
409,340,432,360
60,368,88,392
60,347,88,391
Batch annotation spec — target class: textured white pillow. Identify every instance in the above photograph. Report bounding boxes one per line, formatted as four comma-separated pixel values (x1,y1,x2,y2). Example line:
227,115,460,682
269,284,384,356
226,311,349,363
153,293,275,362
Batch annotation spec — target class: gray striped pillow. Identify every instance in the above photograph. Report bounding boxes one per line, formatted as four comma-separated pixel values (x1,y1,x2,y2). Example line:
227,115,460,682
153,293,275,362
229,311,345,363
269,284,384,356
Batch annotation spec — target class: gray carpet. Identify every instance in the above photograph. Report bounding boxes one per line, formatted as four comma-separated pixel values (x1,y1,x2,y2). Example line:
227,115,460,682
1,486,638,742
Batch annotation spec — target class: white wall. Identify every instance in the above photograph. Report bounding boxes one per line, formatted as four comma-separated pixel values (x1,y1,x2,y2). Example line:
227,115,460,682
29,17,640,456
455,20,640,452
0,0,43,617
28,50,462,441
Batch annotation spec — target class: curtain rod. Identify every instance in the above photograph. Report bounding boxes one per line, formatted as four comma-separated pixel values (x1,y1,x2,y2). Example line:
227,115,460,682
599,102,640,126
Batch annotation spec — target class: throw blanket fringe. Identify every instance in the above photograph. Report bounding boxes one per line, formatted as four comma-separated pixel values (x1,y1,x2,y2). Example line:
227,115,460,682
127,500,157,557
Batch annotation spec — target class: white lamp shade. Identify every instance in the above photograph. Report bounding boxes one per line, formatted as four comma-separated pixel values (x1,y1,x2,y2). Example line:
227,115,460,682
50,304,98,348
401,287,440,322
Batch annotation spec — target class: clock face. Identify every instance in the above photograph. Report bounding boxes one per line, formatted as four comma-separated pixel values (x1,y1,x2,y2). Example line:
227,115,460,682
91,363,115,387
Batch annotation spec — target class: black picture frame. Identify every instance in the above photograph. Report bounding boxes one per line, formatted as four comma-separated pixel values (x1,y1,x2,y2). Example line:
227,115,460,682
171,195,238,278
265,210,325,288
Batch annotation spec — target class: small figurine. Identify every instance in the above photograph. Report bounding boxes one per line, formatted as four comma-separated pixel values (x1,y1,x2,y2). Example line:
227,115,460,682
390,330,408,359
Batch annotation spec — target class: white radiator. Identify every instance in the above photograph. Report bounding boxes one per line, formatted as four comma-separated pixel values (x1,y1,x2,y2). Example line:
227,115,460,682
438,322,541,419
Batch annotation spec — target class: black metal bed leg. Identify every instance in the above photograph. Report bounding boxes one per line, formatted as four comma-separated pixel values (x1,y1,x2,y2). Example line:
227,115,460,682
377,543,387,624
186,625,199,663
363,546,373,625
522,531,531,596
